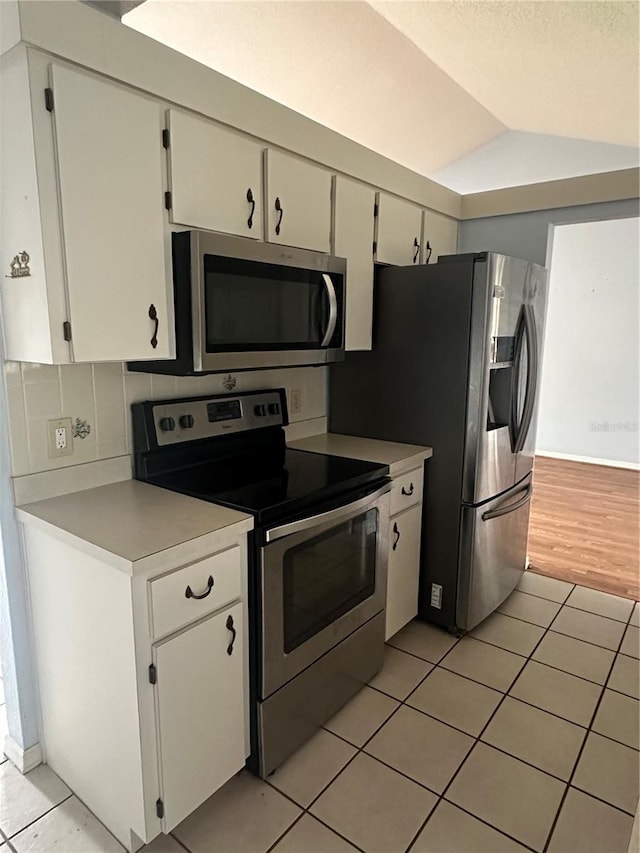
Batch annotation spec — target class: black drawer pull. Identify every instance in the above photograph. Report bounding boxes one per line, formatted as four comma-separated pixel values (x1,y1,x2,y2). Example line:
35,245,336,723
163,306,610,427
425,241,432,263
226,614,237,655
413,238,420,264
274,197,283,235
401,483,414,497
393,522,400,551
185,575,214,600
247,188,255,229
148,304,158,349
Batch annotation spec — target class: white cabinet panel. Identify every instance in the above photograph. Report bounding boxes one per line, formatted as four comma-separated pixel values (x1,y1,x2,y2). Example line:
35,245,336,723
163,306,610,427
375,193,424,267
386,505,422,641
265,150,331,253
50,64,172,362
424,210,459,263
332,176,375,351
390,466,424,517
153,602,246,832
167,110,263,239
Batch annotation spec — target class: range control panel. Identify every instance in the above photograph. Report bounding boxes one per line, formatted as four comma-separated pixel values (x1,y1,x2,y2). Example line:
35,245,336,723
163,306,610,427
148,389,287,447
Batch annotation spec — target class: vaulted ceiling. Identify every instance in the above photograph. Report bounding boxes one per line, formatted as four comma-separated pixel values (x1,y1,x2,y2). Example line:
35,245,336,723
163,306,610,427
123,0,640,193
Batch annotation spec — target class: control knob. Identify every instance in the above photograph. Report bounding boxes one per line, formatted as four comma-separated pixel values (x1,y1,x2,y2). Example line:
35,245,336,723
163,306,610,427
179,414,195,429
254,404,267,417
159,417,176,432
268,403,280,415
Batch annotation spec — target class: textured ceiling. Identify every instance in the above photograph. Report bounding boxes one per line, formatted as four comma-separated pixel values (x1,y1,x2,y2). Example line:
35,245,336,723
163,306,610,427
371,0,640,147
124,0,640,191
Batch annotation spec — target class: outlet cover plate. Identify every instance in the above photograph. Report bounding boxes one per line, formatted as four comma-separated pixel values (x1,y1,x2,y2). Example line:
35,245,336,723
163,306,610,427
47,418,73,458
290,388,303,415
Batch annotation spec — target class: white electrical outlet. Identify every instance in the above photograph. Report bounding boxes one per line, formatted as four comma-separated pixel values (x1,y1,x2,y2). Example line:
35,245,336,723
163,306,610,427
290,388,303,415
48,418,73,458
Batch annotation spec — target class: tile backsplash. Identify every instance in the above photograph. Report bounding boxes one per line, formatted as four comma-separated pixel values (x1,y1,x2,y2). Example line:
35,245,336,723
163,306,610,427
3,361,327,478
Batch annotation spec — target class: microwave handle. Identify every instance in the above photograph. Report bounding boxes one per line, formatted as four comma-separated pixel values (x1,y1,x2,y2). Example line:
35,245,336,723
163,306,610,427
320,273,338,347
265,482,390,543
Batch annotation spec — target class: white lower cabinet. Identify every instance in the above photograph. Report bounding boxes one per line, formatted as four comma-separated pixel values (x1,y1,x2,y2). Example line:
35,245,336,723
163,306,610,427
20,518,251,852
385,469,423,640
154,602,245,831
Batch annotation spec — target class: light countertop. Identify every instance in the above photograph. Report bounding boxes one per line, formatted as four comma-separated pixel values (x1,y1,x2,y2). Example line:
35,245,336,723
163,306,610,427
289,433,432,477
16,479,253,572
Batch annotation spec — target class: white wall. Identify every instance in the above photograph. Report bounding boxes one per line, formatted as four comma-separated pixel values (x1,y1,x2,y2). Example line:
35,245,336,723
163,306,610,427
536,216,639,467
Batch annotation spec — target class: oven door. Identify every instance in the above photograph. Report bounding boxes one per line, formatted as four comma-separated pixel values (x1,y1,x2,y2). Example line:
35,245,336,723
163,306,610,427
191,231,346,372
260,483,390,699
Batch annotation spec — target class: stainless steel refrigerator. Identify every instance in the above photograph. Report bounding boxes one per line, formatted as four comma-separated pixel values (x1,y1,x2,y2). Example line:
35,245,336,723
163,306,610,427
329,252,547,632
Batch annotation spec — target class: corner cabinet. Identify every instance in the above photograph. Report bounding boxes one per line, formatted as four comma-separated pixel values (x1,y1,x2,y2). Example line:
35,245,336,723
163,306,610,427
265,150,332,253
19,510,252,851
165,109,264,240
0,49,173,364
374,192,424,267
386,465,425,640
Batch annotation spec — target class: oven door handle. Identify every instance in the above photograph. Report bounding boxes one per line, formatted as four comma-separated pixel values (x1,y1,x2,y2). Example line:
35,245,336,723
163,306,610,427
320,274,338,347
264,482,390,543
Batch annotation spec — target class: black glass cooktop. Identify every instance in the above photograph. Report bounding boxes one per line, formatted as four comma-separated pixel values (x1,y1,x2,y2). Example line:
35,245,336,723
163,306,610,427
149,448,388,525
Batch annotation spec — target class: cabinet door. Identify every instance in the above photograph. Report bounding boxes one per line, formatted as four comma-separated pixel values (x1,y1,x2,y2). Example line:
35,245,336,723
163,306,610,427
167,110,263,239
386,505,422,641
265,150,331,253
332,177,375,351
424,211,459,263
375,193,424,267
153,602,245,831
50,64,172,362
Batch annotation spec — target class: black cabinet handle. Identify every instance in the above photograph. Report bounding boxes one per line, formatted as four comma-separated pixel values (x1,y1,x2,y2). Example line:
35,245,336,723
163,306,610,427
413,237,420,263
149,304,159,349
393,522,400,551
185,575,214,600
247,188,255,229
424,241,432,263
401,483,414,497
226,614,237,655
274,197,283,235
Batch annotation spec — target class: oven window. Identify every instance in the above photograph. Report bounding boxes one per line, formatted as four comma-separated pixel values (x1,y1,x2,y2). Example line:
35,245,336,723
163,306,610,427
203,255,343,351
282,509,378,654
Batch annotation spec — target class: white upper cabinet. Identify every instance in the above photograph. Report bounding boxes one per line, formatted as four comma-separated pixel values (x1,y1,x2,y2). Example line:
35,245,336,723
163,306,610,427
265,150,332,253
332,176,376,351
166,110,263,240
424,210,459,263
50,64,172,362
374,193,424,267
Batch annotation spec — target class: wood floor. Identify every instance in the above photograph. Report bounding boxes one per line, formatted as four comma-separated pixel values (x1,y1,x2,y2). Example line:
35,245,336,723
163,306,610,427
527,455,639,600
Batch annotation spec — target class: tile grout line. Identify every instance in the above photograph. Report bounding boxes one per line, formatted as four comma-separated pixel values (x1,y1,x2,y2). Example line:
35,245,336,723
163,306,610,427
403,604,562,853
541,600,637,852
2,792,75,843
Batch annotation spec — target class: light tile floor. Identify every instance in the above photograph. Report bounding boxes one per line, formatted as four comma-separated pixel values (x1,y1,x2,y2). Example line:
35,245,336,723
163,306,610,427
0,572,638,853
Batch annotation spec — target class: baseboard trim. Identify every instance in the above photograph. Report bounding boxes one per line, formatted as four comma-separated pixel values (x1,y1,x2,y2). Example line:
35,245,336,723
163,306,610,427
536,451,640,471
3,735,43,773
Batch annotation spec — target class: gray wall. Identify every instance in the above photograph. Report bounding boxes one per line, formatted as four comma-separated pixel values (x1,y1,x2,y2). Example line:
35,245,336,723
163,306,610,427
459,198,640,266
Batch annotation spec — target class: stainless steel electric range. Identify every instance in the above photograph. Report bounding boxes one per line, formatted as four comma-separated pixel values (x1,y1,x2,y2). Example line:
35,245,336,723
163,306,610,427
132,388,390,777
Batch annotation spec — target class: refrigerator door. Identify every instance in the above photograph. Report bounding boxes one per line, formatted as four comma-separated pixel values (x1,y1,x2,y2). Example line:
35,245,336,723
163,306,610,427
514,263,547,484
463,254,527,504
457,473,533,631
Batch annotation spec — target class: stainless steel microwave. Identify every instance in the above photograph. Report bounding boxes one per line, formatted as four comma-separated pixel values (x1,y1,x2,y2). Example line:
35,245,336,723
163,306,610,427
128,231,346,375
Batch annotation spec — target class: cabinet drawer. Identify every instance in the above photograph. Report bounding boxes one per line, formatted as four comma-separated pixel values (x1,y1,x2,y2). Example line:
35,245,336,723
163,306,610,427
390,466,424,516
149,546,242,638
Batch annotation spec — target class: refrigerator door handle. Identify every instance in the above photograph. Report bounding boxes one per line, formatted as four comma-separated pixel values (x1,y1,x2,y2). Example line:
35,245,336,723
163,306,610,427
514,305,539,453
482,483,532,521
510,307,526,452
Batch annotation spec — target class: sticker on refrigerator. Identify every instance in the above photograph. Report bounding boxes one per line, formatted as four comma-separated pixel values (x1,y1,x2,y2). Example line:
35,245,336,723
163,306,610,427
430,583,443,609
